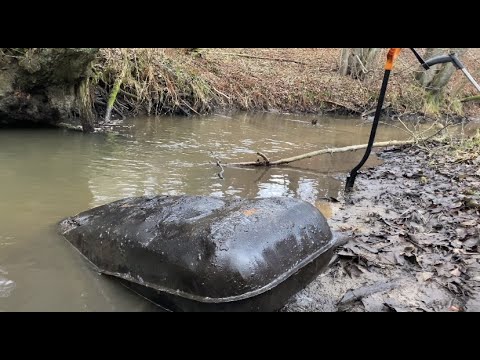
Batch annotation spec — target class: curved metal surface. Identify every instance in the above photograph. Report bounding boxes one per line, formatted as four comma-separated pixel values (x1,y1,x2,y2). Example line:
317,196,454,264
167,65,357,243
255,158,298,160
58,195,334,305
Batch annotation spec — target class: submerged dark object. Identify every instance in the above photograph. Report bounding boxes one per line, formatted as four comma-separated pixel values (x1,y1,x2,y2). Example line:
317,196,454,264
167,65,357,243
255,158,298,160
58,195,336,312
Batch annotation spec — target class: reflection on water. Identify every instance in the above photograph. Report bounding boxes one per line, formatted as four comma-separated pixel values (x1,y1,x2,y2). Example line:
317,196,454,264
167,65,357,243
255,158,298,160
0,112,473,311
85,113,416,207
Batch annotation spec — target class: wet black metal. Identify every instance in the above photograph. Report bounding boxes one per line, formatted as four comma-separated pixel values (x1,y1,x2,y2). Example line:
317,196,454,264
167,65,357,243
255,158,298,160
410,48,430,70
423,53,465,70
58,195,336,312
345,69,391,191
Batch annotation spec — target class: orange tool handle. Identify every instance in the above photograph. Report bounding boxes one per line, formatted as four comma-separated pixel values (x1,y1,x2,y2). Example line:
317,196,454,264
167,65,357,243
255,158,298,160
385,48,402,70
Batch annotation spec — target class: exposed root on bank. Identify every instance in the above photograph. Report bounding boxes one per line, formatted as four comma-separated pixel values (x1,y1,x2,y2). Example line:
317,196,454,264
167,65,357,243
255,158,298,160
206,51,308,65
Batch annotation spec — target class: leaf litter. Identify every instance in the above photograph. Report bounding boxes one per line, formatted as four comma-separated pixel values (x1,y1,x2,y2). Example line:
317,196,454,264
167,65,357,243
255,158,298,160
284,140,480,312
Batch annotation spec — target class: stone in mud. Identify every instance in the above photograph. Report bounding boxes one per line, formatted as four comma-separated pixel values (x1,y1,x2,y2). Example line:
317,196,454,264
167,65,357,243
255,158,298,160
58,195,336,312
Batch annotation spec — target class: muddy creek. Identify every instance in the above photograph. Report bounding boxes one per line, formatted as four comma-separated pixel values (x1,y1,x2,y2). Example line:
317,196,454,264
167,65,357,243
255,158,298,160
0,112,472,311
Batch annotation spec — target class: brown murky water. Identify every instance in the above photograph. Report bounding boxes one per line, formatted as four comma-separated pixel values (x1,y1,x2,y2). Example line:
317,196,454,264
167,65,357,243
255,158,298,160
0,112,474,311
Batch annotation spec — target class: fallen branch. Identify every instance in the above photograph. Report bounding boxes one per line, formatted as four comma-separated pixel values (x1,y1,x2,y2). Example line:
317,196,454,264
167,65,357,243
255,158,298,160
225,139,417,167
212,51,307,65
181,100,201,115
256,152,270,165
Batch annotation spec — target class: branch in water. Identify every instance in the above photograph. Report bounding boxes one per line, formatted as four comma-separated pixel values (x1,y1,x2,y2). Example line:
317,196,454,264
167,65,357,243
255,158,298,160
215,160,225,179
209,152,225,179
224,139,417,167
256,151,270,165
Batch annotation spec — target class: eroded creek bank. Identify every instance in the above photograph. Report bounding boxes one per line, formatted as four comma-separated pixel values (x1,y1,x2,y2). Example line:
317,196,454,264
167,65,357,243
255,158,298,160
285,141,480,312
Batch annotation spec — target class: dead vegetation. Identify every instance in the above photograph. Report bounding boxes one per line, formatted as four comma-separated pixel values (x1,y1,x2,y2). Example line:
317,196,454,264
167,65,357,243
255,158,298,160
92,48,480,121
284,130,480,312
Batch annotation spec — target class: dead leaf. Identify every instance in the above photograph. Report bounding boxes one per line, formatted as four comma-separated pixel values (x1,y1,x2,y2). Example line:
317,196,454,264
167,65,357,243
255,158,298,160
448,305,462,312
242,209,258,216
435,262,455,277
450,239,463,248
430,207,444,214
416,272,434,282
384,299,410,312
343,263,364,278
465,293,480,312
409,222,425,232
386,234,402,243
463,238,479,250
361,296,388,312
393,252,405,266
447,282,459,293
356,242,379,254
449,202,463,209
456,228,468,240
337,250,356,258
450,268,461,277
461,219,477,227
376,253,396,266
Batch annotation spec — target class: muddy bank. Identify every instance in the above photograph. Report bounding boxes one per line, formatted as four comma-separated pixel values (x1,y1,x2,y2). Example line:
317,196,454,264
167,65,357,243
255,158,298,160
92,48,480,124
284,136,480,312
0,48,98,130
2,48,480,131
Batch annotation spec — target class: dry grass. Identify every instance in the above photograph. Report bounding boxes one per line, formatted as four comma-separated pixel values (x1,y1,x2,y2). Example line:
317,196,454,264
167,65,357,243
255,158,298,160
92,48,480,119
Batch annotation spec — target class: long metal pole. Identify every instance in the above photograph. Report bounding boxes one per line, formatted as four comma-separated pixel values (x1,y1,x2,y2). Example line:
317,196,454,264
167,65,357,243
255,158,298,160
345,69,391,191
461,68,480,93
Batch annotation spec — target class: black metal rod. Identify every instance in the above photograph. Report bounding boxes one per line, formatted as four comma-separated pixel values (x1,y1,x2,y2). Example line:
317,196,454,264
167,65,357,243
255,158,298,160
409,48,429,70
345,69,392,191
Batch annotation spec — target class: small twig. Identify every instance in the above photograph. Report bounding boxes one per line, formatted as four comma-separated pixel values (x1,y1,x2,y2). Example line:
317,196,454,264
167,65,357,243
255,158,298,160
422,123,453,142
396,117,416,139
212,87,231,101
209,152,225,180
112,104,126,120
256,151,270,165
354,55,368,74
338,279,402,305
216,160,225,180
212,51,307,65
379,121,413,136
404,234,427,251
181,100,200,115
119,88,139,99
